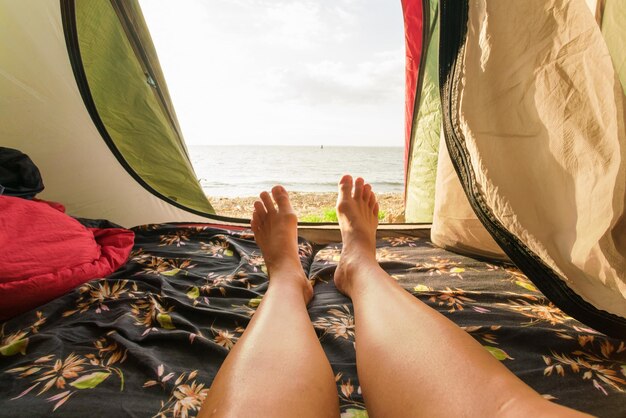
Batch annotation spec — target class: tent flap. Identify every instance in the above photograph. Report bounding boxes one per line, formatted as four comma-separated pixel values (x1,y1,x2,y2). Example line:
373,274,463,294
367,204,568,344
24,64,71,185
404,0,442,223
0,0,217,226
601,0,626,96
65,0,214,215
438,0,626,337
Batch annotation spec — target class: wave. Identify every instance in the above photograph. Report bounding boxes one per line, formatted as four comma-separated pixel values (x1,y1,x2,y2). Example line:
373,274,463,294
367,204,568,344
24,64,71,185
199,180,404,187
191,145,404,196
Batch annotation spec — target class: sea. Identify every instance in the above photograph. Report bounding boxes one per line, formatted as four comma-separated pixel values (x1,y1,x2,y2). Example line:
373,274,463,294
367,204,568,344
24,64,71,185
188,145,404,197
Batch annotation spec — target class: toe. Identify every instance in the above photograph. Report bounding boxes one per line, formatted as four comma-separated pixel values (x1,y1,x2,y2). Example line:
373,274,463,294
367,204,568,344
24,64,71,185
251,210,261,230
368,192,377,209
362,183,372,201
260,191,276,214
271,185,293,212
353,177,364,199
254,200,267,217
373,201,380,218
338,174,353,200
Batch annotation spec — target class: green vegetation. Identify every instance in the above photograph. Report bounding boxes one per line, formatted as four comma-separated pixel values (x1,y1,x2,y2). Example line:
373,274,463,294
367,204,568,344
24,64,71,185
300,207,386,223
300,207,338,223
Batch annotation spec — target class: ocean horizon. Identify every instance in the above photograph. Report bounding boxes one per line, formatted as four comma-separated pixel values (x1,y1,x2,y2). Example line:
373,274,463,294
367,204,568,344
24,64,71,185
188,145,404,197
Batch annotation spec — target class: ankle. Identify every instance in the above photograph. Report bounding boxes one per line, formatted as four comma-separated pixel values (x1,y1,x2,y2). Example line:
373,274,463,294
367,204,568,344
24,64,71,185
334,250,379,297
266,268,312,302
266,258,305,277
341,245,377,268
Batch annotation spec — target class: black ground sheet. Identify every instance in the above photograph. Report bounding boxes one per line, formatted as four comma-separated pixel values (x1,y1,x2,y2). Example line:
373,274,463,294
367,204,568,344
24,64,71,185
1,224,624,417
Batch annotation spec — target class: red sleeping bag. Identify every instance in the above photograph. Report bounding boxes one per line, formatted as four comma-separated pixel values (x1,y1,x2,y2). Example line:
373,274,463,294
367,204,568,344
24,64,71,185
0,196,134,320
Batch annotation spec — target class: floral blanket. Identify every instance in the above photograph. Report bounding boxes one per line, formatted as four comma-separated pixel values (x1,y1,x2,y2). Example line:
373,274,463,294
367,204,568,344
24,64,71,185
1,224,624,417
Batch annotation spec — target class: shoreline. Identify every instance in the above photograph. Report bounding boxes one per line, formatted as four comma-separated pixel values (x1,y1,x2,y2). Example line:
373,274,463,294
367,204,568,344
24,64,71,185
208,192,405,223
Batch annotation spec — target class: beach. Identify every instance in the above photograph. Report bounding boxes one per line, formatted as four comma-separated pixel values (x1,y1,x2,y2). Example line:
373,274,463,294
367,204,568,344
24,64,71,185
191,145,406,222
209,192,405,223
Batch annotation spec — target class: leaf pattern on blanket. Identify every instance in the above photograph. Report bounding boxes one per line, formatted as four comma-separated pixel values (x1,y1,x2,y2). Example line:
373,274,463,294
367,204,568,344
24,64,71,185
5,333,126,411
0,225,624,417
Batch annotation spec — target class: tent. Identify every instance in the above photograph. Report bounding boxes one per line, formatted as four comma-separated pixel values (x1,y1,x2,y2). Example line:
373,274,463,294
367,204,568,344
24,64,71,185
2,0,217,227
1,0,625,337
402,0,626,337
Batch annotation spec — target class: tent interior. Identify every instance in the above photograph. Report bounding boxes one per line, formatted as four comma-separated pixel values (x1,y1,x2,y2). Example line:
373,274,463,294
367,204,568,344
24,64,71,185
1,0,625,416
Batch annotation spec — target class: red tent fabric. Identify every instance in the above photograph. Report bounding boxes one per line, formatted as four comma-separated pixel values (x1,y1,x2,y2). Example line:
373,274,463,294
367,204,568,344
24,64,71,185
401,0,424,193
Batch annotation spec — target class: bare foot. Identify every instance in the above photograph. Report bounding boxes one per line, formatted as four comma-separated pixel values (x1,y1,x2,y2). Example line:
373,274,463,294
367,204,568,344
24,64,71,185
334,175,380,297
251,185,313,304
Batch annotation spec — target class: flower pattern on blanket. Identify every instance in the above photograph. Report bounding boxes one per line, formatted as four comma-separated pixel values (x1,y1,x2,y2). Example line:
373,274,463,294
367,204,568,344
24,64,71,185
5,333,126,412
1,225,625,417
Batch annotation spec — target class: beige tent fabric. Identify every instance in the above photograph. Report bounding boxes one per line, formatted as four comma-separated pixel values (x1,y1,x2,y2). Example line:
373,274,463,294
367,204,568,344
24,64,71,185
444,0,626,319
431,131,508,261
0,1,218,227
431,0,601,266
584,0,598,18
431,0,608,265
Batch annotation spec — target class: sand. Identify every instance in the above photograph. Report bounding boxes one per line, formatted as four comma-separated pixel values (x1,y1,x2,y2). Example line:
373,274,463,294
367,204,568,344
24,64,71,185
209,192,405,223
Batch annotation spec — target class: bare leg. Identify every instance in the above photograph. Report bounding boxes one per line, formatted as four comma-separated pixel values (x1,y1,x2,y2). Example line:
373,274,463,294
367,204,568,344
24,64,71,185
199,186,339,418
334,175,591,418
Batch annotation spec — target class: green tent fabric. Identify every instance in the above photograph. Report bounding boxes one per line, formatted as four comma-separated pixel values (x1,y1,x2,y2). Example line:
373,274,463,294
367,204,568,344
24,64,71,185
601,0,626,96
73,1,214,214
2,0,216,226
404,0,441,223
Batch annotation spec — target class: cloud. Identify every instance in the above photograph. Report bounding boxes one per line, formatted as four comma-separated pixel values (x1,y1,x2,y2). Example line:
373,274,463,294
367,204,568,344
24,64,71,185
263,2,348,48
266,50,404,105
219,0,360,49
140,0,405,146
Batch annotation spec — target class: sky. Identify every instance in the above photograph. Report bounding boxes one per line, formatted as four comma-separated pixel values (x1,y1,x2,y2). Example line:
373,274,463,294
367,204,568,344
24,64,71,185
140,0,405,147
